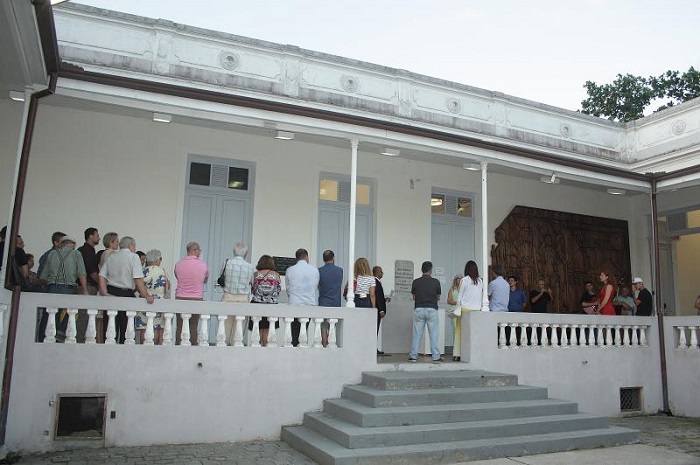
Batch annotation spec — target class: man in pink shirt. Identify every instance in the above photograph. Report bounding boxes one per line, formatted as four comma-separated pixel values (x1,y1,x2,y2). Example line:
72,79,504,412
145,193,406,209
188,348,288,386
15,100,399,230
174,241,209,344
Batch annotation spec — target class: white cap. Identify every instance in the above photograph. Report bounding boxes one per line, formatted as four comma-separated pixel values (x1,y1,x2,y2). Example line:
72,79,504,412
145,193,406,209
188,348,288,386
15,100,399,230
632,277,643,284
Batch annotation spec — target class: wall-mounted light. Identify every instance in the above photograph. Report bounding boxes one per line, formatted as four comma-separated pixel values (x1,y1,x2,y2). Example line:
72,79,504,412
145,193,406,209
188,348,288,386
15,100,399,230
152,112,172,123
380,148,400,157
275,130,294,140
607,188,626,195
462,162,480,171
540,173,560,184
9,91,25,102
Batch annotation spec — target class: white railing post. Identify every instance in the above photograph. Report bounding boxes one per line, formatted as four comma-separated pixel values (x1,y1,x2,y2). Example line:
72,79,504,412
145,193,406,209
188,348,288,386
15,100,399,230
267,317,278,347
249,316,261,347
313,318,324,348
65,308,78,344
233,315,245,347
125,311,136,344
689,326,698,349
623,325,631,346
45,308,58,343
571,324,579,346
677,326,687,348
299,318,310,348
216,315,227,346
180,313,192,346
85,309,98,344
560,324,569,347
551,324,560,347
105,310,117,344
283,317,293,348
531,324,540,347
498,323,507,348
328,318,338,348
519,324,529,347
199,314,210,346
144,312,155,345
640,325,648,346
163,313,174,345
631,325,639,346
541,324,550,346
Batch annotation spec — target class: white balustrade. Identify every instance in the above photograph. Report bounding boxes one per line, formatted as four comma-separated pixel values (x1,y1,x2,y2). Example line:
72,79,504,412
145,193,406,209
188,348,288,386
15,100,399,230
85,309,98,344
519,324,529,347
298,318,310,348
233,315,245,347
199,314,210,346
163,313,174,345
143,312,155,345
180,313,192,346
216,315,227,347
551,325,560,347
623,325,631,346
541,324,550,346
45,308,58,343
249,316,261,347
125,311,136,345
560,325,569,347
571,325,579,346
313,318,324,348
267,317,278,348
283,317,293,347
105,310,117,344
689,327,698,349
328,318,338,348
497,323,507,348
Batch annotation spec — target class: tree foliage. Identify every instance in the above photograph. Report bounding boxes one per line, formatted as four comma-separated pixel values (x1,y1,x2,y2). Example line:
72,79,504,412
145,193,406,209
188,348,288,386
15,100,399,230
581,67,700,122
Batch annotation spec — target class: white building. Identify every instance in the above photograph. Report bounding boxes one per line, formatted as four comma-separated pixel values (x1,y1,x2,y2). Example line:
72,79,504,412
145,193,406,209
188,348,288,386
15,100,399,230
0,0,698,455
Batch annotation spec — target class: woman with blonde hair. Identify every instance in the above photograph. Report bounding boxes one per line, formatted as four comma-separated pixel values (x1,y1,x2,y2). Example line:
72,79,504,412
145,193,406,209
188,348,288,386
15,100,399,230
345,257,376,308
455,261,483,361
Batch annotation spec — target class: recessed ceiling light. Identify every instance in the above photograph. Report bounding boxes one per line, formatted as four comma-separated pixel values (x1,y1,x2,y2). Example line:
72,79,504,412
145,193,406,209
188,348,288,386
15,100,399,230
152,112,172,123
607,188,626,195
275,130,294,140
462,162,480,171
9,91,25,102
380,148,400,157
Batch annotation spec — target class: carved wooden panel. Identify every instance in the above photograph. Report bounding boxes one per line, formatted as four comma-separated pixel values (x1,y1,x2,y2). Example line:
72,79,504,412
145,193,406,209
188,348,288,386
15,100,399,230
491,206,631,313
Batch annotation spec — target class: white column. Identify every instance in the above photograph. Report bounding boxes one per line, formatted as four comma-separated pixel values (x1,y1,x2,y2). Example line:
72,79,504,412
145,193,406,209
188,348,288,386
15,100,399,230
0,91,30,287
480,162,490,311
346,139,358,308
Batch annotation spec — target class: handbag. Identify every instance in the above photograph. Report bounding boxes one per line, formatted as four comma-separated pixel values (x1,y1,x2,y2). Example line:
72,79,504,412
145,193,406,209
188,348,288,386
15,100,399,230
217,259,228,287
447,307,461,319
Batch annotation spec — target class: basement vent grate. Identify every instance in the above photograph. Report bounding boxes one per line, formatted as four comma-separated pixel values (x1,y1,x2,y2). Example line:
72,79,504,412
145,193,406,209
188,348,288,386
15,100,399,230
55,395,106,440
620,387,641,412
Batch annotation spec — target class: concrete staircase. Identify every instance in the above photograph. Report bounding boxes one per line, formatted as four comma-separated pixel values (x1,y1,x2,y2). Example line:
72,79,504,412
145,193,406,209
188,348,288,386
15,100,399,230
282,369,638,465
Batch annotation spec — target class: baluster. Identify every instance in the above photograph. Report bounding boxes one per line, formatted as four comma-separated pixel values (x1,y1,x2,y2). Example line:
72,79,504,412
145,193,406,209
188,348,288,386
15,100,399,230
631,325,639,346
571,324,579,346
163,313,174,346
216,315,227,346
249,316,261,347
623,325,631,346
613,325,622,346
64,309,78,344
199,314,210,346
180,313,192,346
282,317,294,347
689,327,698,349
267,317,278,348
530,324,540,347
519,324,529,347
677,326,687,348
105,310,117,344
498,323,508,348
560,324,569,347
125,311,136,344
603,325,613,347
551,324,560,347
233,315,245,347
639,325,648,346
85,309,98,344
143,312,155,345
328,318,338,348
45,307,59,343
299,318,310,348
313,318,324,348
541,324,550,346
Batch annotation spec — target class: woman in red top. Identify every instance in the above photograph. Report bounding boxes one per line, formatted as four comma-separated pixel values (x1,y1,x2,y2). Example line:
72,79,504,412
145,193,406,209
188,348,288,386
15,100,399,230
597,271,616,316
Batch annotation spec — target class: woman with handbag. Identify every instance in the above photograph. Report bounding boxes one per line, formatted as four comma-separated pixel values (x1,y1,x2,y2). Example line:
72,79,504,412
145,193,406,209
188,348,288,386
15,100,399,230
455,261,483,361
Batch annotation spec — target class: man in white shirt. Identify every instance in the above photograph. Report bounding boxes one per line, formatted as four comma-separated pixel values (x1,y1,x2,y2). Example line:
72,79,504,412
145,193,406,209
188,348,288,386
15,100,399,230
285,248,319,346
99,236,153,343
487,264,509,312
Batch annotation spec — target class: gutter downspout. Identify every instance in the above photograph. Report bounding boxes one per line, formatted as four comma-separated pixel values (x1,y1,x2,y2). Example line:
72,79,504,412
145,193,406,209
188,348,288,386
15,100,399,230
650,177,671,415
0,73,57,446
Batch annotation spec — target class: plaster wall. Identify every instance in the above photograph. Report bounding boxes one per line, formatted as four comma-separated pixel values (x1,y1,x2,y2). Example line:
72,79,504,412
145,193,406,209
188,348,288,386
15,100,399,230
665,317,700,417
0,99,24,242
462,311,664,416
674,234,700,315
6,293,377,453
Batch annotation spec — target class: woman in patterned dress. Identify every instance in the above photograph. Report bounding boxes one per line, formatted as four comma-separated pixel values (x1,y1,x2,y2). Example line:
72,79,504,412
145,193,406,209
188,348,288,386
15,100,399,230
249,255,281,346
136,249,170,344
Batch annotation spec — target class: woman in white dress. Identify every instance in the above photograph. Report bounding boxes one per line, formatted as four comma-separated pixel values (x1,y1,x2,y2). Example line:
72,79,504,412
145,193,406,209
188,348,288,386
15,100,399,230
454,261,483,361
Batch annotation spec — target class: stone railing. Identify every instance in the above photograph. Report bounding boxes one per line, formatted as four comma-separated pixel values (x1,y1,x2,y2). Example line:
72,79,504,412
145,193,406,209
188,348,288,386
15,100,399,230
674,324,699,349
496,320,650,349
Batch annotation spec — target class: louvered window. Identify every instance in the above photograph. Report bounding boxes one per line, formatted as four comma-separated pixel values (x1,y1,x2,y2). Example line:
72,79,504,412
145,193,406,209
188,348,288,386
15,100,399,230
188,162,249,191
432,192,473,218
320,178,371,205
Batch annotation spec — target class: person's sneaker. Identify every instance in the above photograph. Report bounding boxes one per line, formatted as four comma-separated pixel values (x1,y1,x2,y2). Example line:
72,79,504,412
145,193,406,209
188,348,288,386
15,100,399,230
432,357,444,364
408,357,417,363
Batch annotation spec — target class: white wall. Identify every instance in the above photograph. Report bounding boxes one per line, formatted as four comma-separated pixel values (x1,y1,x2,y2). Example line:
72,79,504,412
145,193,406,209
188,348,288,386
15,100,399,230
6,293,377,453
674,234,700,315
665,317,700,416
0,99,24,243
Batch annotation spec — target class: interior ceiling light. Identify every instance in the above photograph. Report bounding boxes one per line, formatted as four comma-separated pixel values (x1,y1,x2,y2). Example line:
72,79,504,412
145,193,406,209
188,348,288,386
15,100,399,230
430,198,443,206
275,130,294,140
9,91,25,102
380,148,400,157
462,162,480,171
540,173,560,184
152,112,172,123
607,188,626,195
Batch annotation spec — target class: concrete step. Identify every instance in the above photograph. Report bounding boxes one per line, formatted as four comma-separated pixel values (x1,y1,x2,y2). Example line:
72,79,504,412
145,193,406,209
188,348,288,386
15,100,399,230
342,384,549,407
281,424,639,465
323,397,579,427
303,412,608,449
361,370,517,390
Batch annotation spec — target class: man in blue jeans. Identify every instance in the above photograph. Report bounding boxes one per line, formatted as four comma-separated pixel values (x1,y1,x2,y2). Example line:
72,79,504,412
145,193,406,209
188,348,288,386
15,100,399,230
409,261,443,363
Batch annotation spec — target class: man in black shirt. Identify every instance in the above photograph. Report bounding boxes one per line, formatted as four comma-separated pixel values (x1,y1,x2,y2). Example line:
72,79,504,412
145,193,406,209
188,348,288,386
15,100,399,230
409,261,442,363
633,277,653,316
530,279,552,313
78,227,101,295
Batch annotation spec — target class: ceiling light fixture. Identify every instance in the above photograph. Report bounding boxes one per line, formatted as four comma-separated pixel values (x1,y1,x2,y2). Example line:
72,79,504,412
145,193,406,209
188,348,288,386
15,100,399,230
152,112,172,123
607,188,626,195
9,91,25,102
540,173,560,184
380,148,400,157
462,162,480,171
50,0,71,4
430,198,443,207
275,130,294,140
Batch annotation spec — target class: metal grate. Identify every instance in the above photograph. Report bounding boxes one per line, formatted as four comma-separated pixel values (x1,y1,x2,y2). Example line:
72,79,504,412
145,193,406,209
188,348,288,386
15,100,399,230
55,395,106,439
620,387,641,412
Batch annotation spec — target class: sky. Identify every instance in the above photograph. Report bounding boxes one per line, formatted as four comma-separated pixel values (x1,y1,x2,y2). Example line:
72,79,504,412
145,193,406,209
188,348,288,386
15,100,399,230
71,0,699,112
